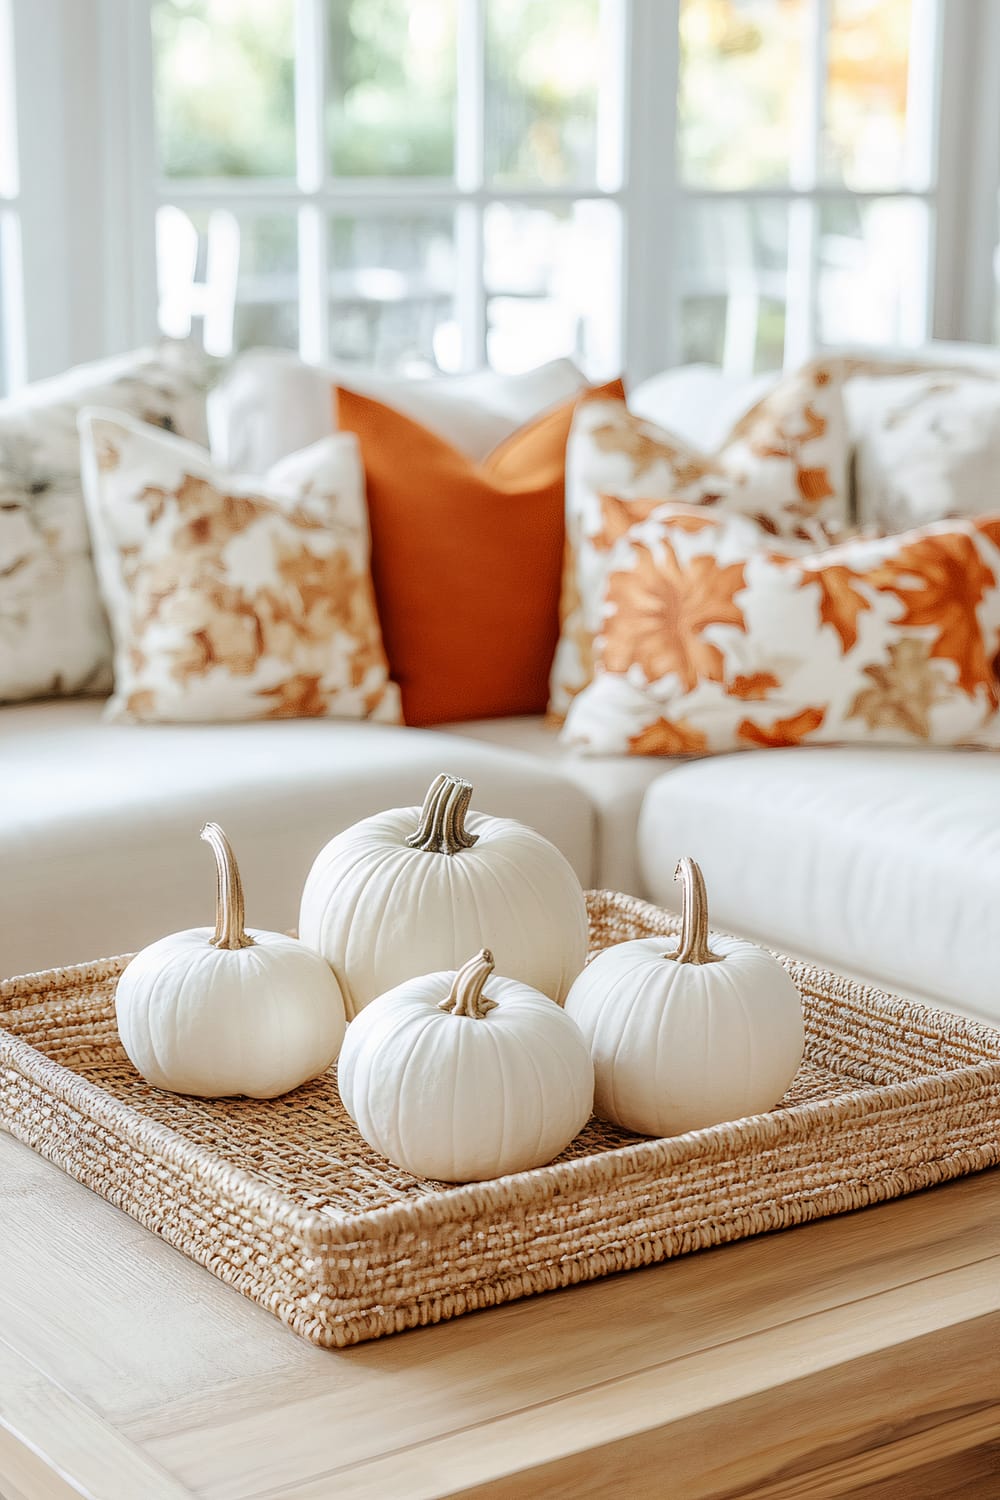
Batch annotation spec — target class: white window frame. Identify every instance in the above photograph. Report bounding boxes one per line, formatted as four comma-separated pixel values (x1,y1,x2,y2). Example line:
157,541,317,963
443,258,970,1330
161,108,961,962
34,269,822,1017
3,0,1000,388
0,0,24,392
930,0,1000,344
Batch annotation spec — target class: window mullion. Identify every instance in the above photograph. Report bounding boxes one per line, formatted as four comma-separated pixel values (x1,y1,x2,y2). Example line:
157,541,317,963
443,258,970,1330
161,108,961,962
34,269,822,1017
958,0,1000,342
455,202,485,370
0,0,23,389
295,0,329,364
0,211,25,390
0,0,17,199
785,0,827,368
596,0,627,195
596,0,628,373
101,0,159,353
905,0,940,192
8,0,74,377
784,203,817,367
907,0,941,343
627,0,679,383
455,0,486,368
932,0,998,342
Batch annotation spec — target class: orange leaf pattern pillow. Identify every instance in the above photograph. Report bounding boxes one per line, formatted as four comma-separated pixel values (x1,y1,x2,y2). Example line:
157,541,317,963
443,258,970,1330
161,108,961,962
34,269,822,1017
560,504,1000,756
548,360,851,719
79,409,400,724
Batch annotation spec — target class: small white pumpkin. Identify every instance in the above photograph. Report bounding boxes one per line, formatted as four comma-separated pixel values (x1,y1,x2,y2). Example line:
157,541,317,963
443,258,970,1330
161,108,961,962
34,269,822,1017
565,858,804,1137
299,773,588,1017
338,949,594,1182
116,823,347,1098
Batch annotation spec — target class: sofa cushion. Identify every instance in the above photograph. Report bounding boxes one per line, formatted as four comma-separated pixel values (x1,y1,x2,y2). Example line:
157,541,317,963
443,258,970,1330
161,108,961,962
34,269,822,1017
1,699,595,977
638,746,1000,1023
628,345,1000,455
847,369,1000,531
628,365,778,448
207,348,586,472
0,340,219,706
444,715,672,896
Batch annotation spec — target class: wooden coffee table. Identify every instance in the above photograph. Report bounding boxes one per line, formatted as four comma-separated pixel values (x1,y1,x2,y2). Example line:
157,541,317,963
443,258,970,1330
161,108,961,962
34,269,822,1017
0,1130,998,1500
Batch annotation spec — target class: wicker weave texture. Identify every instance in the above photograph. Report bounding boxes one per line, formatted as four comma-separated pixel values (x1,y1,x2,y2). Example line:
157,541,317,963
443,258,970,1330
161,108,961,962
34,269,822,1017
2,891,999,1347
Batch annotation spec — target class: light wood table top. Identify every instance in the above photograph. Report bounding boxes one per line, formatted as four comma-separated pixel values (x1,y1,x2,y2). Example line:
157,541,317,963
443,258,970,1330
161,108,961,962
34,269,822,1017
0,1130,998,1500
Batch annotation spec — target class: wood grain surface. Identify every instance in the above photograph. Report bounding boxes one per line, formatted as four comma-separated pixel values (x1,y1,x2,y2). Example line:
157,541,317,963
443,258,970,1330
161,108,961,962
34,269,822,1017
0,1130,997,1499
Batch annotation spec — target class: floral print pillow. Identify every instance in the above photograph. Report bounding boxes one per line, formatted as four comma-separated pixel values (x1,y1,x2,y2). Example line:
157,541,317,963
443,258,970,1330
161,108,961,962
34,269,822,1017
560,502,1000,757
78,409,401,725
548,359,850,719
0,339,219,704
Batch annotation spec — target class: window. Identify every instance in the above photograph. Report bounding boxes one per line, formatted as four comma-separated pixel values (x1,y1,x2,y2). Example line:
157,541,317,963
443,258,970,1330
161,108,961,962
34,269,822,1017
150,0,622,377
2,0,999,387
0,0,23,395
675,0,936,375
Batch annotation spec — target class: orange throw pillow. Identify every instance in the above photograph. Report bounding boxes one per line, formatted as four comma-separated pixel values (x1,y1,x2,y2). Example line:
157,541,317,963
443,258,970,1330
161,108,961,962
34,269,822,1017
337,379,624,725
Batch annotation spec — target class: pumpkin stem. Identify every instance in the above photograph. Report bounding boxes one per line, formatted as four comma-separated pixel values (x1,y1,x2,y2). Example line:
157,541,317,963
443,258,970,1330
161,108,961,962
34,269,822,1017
406,773,479,855
672,857,722,966
439,949,498,1019
200,823,255,951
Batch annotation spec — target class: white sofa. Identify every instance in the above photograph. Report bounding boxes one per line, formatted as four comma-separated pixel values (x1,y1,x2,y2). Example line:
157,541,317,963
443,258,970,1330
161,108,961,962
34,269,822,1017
3,346,1000,1029
6,697,999,1028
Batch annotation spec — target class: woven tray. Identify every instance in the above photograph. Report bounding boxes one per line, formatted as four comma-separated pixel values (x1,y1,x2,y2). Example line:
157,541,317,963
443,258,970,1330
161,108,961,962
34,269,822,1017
2,891,1000,1348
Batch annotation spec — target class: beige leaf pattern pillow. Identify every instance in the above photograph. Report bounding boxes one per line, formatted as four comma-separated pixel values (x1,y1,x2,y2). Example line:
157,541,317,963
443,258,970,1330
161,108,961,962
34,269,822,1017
548,359,851,720
79,409,400,725
560,503,1000,757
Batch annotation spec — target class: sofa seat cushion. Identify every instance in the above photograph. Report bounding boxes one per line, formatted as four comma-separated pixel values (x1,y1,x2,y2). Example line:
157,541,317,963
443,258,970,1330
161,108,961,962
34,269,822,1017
444,716,672,896
638,746,1000,1024
1,700,595,978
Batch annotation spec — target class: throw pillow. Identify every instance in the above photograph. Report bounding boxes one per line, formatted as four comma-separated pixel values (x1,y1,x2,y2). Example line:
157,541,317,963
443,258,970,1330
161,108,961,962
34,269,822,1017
560,503,1000,756
208,348,587,472
0,340,219,704
336,379,625,726
548,358,850,718
847,369,1000,531
78,409,400,725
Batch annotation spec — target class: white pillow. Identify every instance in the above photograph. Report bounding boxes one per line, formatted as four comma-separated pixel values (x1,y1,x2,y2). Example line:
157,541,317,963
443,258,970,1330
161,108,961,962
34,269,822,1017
846,369,1000,531
208,349,585,472
628,365,778,450
629,347,1000,456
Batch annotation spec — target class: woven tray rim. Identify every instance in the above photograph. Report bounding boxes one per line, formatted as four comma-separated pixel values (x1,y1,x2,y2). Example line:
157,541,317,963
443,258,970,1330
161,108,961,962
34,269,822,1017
0,1023,308,1230
4,891,1000,1252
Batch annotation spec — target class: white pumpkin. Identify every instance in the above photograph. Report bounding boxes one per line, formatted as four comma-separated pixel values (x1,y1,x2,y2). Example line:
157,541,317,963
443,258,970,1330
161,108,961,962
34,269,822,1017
116,823,347,1099
299,773,587,1017
565,858,804,1136
338,949,594,1182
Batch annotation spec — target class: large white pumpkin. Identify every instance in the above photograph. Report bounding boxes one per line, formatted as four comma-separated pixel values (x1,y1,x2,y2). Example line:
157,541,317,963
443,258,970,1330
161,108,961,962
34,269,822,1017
565,858,804,1136
338,949,594,1181
116,824,347,1099
299,773,587,1017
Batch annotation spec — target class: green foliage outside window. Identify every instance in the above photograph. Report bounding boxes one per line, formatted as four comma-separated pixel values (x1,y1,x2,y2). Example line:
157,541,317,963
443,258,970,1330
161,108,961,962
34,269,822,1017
154,0,597,183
